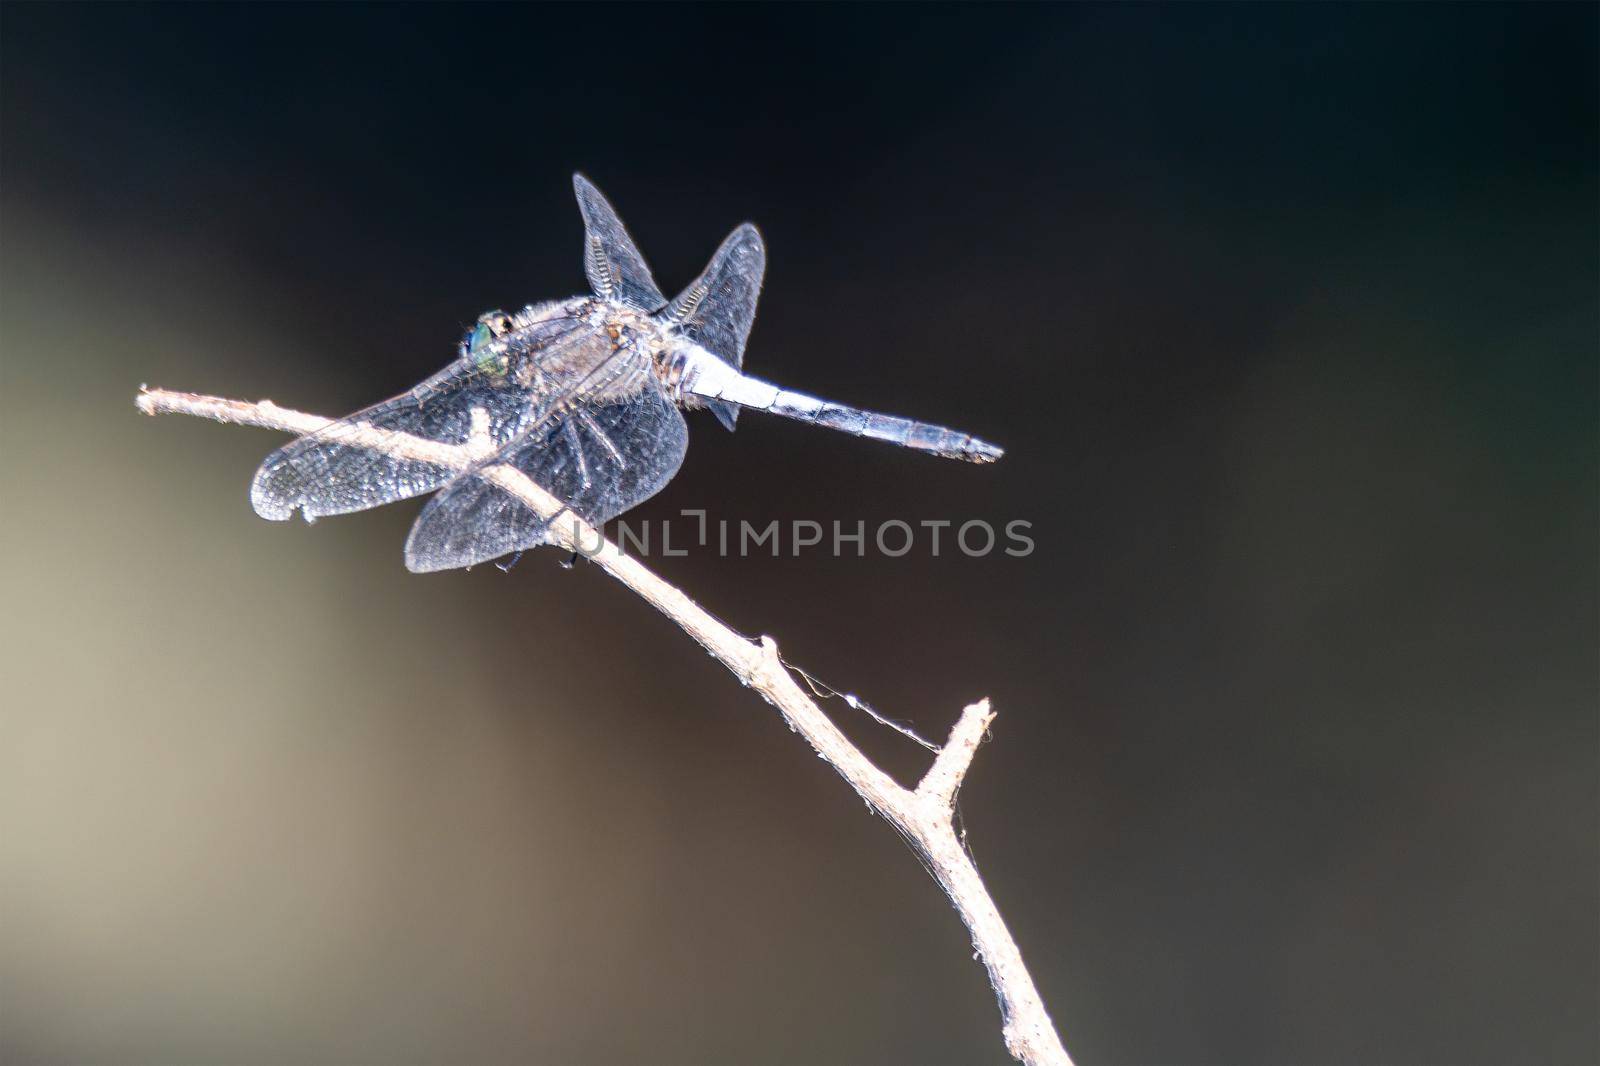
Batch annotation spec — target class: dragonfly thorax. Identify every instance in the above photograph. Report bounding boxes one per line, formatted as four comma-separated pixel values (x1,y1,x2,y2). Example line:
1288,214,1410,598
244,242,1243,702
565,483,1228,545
592,300,663,353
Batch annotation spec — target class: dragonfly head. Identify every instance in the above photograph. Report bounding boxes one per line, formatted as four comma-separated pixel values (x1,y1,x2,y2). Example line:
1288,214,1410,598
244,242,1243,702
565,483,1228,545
462,310,515,374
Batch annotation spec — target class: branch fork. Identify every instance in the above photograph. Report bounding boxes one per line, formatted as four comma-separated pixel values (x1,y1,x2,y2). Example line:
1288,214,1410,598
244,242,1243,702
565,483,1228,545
136,386,1073,1066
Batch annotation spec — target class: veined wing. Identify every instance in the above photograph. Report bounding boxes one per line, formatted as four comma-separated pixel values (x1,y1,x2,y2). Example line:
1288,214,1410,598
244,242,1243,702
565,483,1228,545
574,173,667,312
250,363,534,521
404,350,688,573
251,309,587,522
666,222,765,368
666,223,765,430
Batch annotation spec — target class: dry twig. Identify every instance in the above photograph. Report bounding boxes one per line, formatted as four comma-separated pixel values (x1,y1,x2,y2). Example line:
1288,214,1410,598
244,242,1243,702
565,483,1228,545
136,385,1074,1066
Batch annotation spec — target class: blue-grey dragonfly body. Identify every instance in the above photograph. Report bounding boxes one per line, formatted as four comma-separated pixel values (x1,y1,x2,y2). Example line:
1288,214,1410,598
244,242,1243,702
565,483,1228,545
251,175,1003,572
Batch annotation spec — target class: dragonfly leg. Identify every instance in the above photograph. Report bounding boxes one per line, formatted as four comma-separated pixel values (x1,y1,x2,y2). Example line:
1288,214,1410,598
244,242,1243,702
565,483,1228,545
562,419,592,490
494,551,524,573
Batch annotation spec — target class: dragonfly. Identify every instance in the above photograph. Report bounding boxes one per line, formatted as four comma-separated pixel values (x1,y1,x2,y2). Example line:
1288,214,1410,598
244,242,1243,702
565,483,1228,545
251,174,1004,572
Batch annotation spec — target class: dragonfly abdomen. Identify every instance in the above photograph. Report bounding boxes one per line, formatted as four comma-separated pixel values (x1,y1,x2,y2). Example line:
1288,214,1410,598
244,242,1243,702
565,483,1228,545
676,349,1003,464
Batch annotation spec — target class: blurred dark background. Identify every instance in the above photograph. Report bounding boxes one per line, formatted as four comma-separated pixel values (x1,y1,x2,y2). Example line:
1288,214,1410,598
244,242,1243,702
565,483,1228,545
1,4,1594,1065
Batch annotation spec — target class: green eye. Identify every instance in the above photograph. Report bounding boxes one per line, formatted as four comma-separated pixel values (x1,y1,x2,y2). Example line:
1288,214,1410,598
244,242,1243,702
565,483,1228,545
469,322,493,353
467,312,512,375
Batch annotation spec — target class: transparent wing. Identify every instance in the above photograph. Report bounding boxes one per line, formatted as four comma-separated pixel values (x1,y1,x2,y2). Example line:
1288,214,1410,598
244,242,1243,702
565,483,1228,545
666,222,765,368
404,367,689,573
252,309,589,521
573,173,667,312
250,363,540,522
666,223,765,429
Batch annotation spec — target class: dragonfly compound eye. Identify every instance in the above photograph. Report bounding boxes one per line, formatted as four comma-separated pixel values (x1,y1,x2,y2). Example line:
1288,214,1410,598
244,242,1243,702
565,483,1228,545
466,316,510,376
469,310,513,353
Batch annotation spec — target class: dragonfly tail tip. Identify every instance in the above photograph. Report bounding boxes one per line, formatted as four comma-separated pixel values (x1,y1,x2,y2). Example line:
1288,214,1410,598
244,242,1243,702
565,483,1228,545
966,439,1005,463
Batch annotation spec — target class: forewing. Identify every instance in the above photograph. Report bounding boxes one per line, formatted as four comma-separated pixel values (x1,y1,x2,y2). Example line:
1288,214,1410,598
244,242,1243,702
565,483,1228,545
252,305,590,521
404,373,689,573
573,173,667,312
250,363,537,521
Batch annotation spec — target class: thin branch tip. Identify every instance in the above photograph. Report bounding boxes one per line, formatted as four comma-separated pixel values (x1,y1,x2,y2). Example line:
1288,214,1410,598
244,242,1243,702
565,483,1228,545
914,697,997,810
